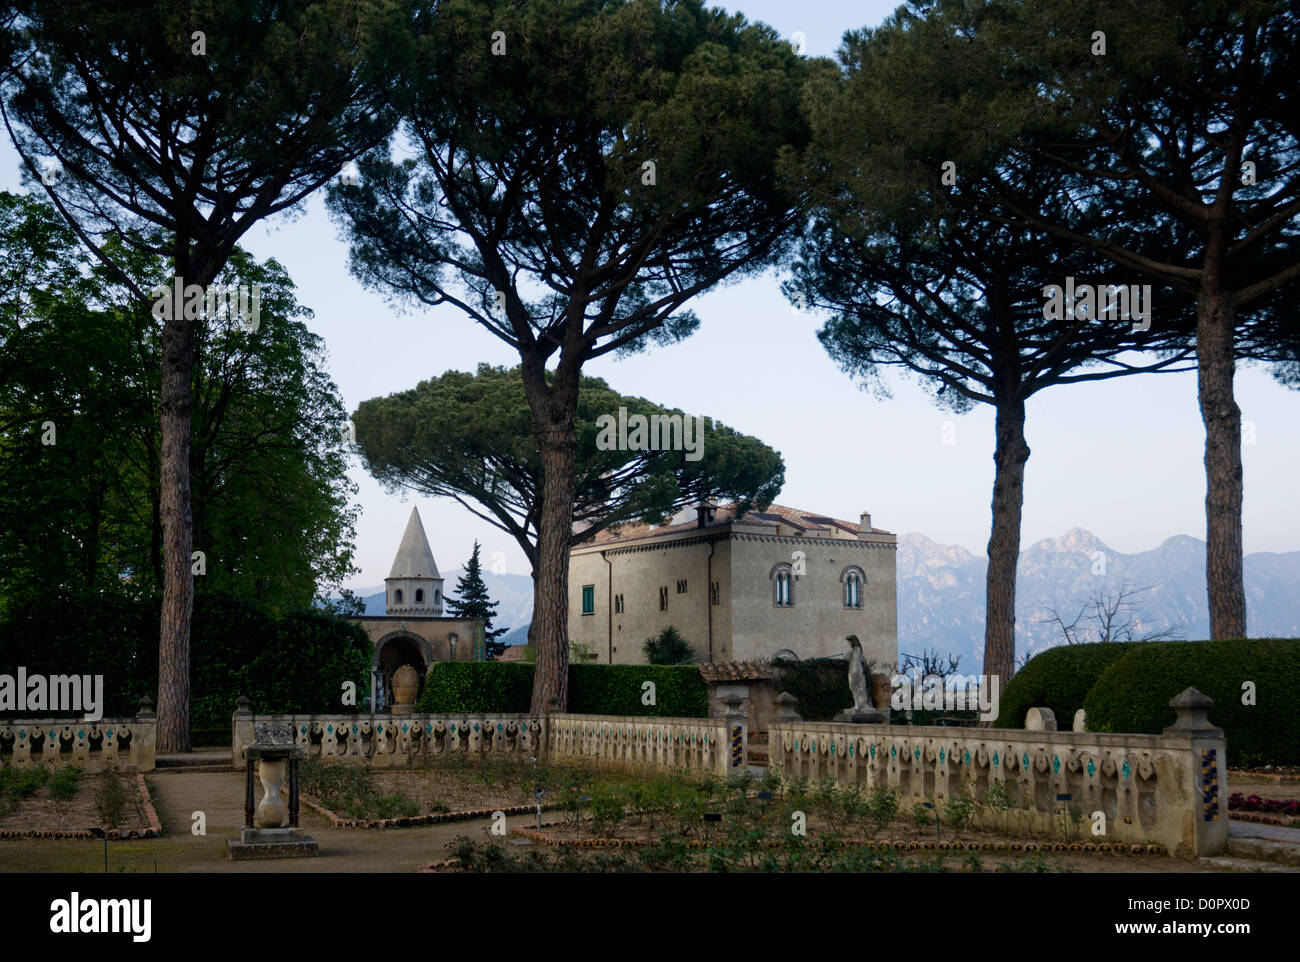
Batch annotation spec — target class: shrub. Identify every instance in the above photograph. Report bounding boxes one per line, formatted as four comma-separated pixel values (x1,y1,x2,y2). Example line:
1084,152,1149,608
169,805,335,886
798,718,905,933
569,664,708,718
0,585,371,728
643,626,695,665
994,642,1142,729
417,662,535,713
50,766,82,800
1082,638,1300,767
771,657,852,721
95,769,127,828
415,662,707,717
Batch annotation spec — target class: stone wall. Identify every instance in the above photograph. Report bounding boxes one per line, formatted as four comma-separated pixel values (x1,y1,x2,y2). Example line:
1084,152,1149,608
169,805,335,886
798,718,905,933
0,710,157,773
545,714,730,776
231,707,731,777
767,710,1228,856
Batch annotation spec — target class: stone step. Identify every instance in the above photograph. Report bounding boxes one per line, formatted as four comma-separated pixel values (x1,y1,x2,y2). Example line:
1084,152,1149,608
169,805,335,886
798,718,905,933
152,764,233,774
155,751,230,770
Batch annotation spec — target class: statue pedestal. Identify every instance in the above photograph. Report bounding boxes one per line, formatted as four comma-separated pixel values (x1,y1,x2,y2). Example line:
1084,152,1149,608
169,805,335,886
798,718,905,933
837,708,886,724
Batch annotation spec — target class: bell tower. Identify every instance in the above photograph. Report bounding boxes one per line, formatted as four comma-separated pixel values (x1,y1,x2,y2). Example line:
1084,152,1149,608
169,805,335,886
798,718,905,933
385,507,444,616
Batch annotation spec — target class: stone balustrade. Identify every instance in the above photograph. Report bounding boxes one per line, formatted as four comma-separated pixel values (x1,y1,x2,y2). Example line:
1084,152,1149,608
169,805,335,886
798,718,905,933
768,688,1228,856
231,701,544,769
0,700,157,772
233,703,728,776
545,714,729,776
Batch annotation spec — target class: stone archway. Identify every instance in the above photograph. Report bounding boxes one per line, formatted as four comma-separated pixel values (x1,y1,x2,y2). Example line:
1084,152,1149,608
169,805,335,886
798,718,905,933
374,631,434,711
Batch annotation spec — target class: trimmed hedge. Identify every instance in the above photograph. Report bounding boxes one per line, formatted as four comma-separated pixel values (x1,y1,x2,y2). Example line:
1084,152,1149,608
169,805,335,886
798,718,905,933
994,643,1142,729
772,657,852,722
1083,639,1300,767
417,662,535,713
570,664,708,718
414,662,709,718
0,585,373,730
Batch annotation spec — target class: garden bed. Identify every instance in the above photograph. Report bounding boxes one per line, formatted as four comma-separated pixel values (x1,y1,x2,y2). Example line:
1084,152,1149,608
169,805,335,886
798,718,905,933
0,767,160,840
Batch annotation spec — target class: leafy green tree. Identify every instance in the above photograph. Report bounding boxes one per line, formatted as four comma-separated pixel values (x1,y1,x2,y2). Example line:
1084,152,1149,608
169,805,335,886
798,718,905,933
328,0,811,715
858,0,1300,641
0,191,359,616
643,626,694,665
445,541,510,660
352,364,784,568
784,32,1197,683
1,0,414,749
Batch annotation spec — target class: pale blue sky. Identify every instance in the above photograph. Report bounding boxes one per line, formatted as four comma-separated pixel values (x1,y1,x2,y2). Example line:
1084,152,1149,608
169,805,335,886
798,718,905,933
5,0,1297,590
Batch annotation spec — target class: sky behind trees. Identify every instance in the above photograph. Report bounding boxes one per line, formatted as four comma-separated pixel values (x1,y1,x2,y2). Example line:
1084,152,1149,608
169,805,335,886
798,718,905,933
5,0,1294,590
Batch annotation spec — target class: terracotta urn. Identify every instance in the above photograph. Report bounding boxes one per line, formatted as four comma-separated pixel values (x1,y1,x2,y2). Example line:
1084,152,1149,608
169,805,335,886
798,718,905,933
392,664,419,708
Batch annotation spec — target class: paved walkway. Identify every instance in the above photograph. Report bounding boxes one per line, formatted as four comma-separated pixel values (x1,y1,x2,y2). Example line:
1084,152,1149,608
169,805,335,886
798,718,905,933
0,770,523,873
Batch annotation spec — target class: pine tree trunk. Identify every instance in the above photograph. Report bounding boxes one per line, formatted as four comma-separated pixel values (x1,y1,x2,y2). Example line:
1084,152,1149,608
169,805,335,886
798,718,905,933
1197,282,1246,639
523,365,580,714
982,396,1030,692
156,276,197,754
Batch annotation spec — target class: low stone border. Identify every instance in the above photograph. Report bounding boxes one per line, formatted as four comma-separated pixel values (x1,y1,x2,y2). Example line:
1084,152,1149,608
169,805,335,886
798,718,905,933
1229,769,1300,784
0,773,162,841
300,793,552,830
1230,811,1300,828
507,822,1168,856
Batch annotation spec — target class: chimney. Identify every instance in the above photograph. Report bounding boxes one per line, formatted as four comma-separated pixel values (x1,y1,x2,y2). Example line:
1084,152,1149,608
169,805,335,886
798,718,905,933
697,503,716,528
859,511,872,534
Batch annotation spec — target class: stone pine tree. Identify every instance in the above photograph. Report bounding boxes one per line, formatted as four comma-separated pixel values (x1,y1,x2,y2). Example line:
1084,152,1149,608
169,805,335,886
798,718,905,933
0,1,414,750
350,364,784,571
327,0,812,712
445,541,509,660
865,0,1300,641
785,17,1199,686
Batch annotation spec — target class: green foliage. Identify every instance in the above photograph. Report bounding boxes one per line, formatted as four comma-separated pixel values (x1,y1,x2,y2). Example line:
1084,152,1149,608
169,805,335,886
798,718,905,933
0,193,361,611
350,364,785,570
995,643,1143,729
94,768,126,828
49,766,82,801
911,803,936,830
416,662,709,717
0,586,372,728
569,665,708,718
771,657,852,721
1083,639,1300,767
416,662,537,713
943,793,975,832
445,541,510,659
641,626,695,666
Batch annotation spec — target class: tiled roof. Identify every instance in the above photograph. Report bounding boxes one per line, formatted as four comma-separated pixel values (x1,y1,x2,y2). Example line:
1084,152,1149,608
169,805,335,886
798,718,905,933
496,646,525,662
697,661,781,683
582,503,893,547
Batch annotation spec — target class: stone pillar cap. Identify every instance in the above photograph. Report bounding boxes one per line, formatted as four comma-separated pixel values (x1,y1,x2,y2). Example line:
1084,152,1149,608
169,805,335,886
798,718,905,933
1162,686,1223,736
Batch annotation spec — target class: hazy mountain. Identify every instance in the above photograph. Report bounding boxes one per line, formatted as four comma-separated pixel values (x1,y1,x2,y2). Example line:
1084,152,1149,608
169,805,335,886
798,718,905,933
898,529,1300,671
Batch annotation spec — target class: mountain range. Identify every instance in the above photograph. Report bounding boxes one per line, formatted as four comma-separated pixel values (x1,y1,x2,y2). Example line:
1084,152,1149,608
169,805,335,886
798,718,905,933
348,529,1300,667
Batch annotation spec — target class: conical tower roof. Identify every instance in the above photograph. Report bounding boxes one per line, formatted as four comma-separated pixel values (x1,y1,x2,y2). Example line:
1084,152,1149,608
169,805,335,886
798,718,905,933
388,507,441,579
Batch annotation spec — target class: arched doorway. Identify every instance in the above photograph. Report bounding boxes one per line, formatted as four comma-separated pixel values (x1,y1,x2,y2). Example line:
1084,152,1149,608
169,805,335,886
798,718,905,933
374,631,432,711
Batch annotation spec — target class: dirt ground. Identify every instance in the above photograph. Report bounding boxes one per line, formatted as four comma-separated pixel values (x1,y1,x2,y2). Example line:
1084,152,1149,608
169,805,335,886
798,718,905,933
0,771,152,835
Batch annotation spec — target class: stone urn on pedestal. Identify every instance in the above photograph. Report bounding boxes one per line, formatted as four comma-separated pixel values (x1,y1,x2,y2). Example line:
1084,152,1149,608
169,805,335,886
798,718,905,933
391,664,419,713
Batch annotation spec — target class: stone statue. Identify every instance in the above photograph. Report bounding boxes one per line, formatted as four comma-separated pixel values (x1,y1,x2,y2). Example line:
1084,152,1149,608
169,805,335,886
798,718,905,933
847,634,872,712
841,635,885,724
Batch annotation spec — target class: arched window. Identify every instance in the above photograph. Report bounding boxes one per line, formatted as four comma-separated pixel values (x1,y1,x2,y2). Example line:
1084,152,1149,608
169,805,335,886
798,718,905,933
841,566,865,609
394,588,403,604
415,589,424,603
770,563,795,607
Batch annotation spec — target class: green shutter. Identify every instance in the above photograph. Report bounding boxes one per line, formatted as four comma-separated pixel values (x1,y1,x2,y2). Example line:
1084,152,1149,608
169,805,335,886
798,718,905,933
582,585,595,614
